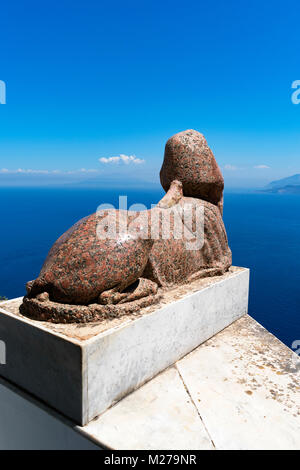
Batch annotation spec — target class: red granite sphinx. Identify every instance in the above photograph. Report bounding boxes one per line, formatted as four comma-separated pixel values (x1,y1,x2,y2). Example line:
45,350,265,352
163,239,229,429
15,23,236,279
20,130,232,323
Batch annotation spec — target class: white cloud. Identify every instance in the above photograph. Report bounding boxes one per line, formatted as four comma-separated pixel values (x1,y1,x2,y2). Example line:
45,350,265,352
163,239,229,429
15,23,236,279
224,164,238,171
66,168,99,174
0,168,100,175
223,164,271,172
99,154,145,165
0,168,53,174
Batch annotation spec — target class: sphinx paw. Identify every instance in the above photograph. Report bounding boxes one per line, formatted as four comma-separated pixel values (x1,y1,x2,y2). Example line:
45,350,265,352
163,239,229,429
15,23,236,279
98,278,158,305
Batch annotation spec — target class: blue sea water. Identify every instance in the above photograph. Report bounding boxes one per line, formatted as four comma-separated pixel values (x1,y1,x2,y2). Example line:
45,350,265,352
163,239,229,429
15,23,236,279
0,187,299,348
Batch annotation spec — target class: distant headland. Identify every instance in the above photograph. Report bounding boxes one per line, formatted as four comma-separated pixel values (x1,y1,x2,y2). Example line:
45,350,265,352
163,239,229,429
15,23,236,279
262,174,300,194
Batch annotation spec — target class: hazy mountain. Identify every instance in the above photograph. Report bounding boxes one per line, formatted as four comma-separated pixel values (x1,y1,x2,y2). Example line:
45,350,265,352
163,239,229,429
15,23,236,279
264,174,300,194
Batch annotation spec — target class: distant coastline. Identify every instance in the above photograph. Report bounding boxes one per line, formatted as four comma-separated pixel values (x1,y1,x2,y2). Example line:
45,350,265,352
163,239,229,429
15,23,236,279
262,185,300,194
261,174,300,194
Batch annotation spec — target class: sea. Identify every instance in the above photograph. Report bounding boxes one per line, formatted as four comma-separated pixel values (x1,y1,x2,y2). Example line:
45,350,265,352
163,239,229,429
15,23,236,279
0,187,299,348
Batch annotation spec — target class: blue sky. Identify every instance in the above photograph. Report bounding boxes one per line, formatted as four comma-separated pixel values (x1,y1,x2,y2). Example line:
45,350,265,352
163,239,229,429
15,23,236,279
0,0,299,188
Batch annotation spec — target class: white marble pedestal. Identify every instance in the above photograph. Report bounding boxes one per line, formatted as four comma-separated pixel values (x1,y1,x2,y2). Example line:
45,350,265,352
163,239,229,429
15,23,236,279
0,267,249,426
0,314,299,450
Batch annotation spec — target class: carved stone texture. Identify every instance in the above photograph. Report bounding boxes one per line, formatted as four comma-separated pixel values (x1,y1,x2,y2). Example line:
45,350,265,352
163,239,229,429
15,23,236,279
160,129,224,207
20,130,232,323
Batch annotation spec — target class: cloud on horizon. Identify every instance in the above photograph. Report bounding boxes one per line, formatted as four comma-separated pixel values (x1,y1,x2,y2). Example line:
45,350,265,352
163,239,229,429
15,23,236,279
99,154,145,165
224,164,239,171
0,168,100,175
224,164,271,171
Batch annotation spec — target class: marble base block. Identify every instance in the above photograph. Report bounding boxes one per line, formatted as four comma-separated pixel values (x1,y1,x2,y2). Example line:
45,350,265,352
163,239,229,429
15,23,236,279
0,267,249,426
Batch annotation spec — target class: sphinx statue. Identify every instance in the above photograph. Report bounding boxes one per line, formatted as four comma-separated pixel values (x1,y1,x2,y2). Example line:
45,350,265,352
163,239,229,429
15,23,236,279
20,130,232,323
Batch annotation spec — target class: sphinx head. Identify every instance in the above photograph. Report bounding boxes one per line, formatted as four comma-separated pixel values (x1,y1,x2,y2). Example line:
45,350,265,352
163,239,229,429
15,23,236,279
160,129,224,207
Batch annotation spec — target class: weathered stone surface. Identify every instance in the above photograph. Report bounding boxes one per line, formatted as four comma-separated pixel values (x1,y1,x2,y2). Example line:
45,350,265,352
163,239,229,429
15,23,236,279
1,268,249,425
21,130,232,323
145,197,231,287
160,129,224,207
26,211,154,305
